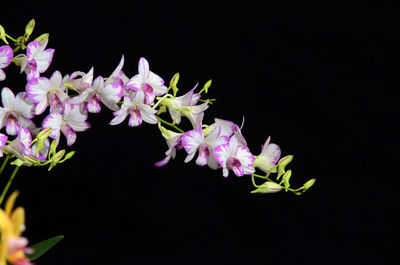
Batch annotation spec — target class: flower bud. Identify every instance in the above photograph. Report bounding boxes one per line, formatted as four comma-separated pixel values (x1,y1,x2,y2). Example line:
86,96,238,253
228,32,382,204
24,19,35,38
48,149,65,171
251,181,282,194
62,151,75,161
202,79,212,93
49,139,58,156
0,24,8,44
170,72,179,96
282,169,292,189
33,33,49,45
303,179,316,191
277,155,293,179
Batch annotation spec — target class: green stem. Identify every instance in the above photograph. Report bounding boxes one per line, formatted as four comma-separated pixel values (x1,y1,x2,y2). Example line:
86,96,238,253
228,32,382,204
251,174,260,188
0,166,20,206
0,155,10,176
5,33,17,42
156,116,185,133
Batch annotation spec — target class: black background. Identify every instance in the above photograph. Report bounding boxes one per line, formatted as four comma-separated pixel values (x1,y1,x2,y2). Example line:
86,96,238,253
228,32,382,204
0,1,397,265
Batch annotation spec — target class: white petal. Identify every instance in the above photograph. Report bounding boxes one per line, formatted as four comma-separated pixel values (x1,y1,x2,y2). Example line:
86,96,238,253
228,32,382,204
181,129,204,155
138,57,149,79
1,87,15,109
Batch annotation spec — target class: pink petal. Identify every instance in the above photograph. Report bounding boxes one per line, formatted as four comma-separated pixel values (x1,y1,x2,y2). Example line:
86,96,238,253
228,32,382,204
181,129,204,155
0,45,13,68
5,114,20,135
128,106,142,127
61,124,77,146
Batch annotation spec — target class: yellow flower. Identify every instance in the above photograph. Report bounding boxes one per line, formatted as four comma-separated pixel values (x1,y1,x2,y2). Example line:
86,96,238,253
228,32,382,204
0,191,32,265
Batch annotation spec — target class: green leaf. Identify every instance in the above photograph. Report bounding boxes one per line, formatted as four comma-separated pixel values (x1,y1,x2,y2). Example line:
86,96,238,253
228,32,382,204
27,235,64,261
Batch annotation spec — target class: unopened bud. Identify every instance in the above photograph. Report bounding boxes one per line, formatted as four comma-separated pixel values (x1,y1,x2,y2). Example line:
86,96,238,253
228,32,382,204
277,155,293,179
202,79,212,94
33,33,49,45
24,19,35,38
62,151,75,161
49,139,58,155
303,179,316,192
0,24,8,44
282,170,292,189
170,72,179,96
251,181,282,194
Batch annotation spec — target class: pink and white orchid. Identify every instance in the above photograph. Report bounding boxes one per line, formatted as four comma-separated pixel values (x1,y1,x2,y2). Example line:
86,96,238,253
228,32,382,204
213,135,255,177
63,67,94,94
42,102,90,146
154,124,184,167
253,136,281,173
0,45,13,81
2,127,32,160
161,86,201,125
0,87,35,135
181,125,228,169
125,57,168,104
107,55,129,88
69,76,123,113
18,40,54,80
26,71,69,114
109,91,158,127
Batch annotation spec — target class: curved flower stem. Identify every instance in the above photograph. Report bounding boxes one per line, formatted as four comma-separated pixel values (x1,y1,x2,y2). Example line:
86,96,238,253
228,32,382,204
251,174,261,188
5,34,17,42
0,165,20,206
156,116,185,133
0,155,10,176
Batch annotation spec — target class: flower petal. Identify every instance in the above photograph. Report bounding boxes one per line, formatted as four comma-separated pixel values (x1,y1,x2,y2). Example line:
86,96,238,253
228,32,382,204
181,129,204,155
1,87,15,109
0,45,13,69
138,57,149,79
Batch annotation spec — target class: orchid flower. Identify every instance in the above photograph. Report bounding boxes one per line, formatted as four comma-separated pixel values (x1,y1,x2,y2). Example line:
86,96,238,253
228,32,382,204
17,40,54,80
252,136,281,173
213,135,255,177
26,71,69,114
203,118,236,138
125,57,168,104
107,55,130,87
2,128,32,161
0,45,13,81
69,76,123,113
0,191,33,265
42,102,90,146
161,86,201,125
63,67,94,94
0,133,7,157
0,87,35,135
109,90,158,127
181,125,229,169
154,123,184,167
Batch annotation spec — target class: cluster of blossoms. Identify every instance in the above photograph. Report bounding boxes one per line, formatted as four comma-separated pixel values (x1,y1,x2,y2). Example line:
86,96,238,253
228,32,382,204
0,19,315,265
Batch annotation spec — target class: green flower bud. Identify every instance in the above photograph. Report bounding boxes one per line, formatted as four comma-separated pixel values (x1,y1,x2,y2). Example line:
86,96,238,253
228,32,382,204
48,149,65,171
49,139,58,156
24,19,35,38
303,179,316,192
277,155,293,179
282,170,292,190
34,128,51,155
202,79,212,94
0,24,8,44
251,181,282,194
170,72,179,96
33,33,49,45
61,151,75,162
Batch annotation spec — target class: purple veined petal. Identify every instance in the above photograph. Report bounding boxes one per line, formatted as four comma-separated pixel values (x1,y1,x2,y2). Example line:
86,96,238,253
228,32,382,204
26,77,50,108
18,127,32,156
128,106,142,127
5,113,20,135
110,108,128,126
236,145,255,169
125,75,142,91
214,118,236,137
35,48,55,74
0,45,13,69
227,157,245,177
181,129,204,155
213,143,231,168
26,41,42,60
25,59,39,80
140,104,158,124
154,154,171,167
142,83,155,104
190,93,201,106
1,87,15,109
87,93,101,113
61,124,77,146
196,144,210,166
48,92,64,114
138,57,149,80
42,112,62,139
263,143,281,165
108,55,124,81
